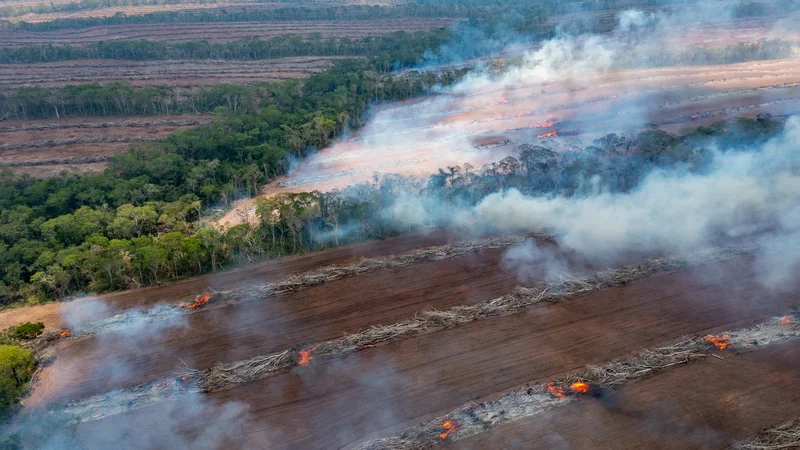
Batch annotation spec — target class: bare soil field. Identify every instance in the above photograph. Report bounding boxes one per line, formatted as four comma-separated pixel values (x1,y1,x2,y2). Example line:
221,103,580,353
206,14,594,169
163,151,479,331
0,58,342,90
449,339,800,450
29,237,592,407
218,58,800,226
7,3,279,23
0,116,210,175
0,18,459,46
63,254,800,449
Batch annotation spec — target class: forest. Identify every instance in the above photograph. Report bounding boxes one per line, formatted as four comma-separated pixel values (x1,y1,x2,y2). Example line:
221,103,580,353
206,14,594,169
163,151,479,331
0,29,455,64
0,48,472,306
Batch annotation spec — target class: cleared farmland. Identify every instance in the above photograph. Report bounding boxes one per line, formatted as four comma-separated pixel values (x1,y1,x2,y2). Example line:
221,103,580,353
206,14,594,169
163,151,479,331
0,18,459,46
45,251,800,449
0,116,210,175
0,57,342,90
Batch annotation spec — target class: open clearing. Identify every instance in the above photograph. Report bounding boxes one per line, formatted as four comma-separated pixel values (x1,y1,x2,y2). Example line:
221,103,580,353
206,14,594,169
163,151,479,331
0,18,459,46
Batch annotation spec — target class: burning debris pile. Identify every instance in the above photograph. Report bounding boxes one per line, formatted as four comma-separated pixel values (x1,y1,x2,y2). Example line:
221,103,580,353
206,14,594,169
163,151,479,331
179,293,212,310
356,314,800,450
183,241,768,393
704,334,731,350
734,419,800,450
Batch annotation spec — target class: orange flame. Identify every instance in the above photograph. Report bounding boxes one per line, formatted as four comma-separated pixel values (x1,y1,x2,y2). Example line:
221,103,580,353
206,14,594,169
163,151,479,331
494,93,508,105
60,329,72,337
440,420,458,439
705,334,731,350
298,346,316,367
545,382,567,398
691,115,699,119
780,315,792,326
180,293,212,310
570,382,590,394
534,119,554,128
538,131,558,138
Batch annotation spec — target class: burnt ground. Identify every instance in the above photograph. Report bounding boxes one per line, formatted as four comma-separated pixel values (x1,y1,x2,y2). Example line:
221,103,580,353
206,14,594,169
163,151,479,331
67,255,800,449
449,339,800,450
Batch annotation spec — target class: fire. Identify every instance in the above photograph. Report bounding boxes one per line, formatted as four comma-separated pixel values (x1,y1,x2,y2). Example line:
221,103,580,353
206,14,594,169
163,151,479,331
298,346,316,366
691,114,699,120
440,420,458,439
534,119,554,128
780,315,793,326
180,292,212,310
570,382,590,394
705,334,731,350
538,131,558,138
60,329,72,337
545,381,567,398
494,93,508,105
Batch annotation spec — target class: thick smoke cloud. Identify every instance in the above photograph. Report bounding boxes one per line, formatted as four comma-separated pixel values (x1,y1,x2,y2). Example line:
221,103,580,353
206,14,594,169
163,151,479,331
464,116,800,285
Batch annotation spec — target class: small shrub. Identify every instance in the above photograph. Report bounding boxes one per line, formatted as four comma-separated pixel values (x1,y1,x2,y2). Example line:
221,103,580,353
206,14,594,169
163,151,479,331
5,323,44,341
0,345,36,417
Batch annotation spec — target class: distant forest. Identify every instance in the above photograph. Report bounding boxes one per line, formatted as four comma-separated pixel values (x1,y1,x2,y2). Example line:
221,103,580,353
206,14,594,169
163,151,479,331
0,0,794,32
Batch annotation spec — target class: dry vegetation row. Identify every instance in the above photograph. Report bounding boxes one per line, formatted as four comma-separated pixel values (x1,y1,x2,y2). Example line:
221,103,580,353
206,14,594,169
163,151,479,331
733,419,800,450
0,57,341,90
0,18,457,46
0,117,211,132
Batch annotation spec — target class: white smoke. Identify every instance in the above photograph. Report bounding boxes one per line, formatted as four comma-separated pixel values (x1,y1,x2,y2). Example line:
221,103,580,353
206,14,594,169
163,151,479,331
463,116,800,287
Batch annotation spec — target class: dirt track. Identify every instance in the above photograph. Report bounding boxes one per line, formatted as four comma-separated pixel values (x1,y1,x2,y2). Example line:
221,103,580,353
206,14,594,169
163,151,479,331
449,339,800,449
67,255,800,449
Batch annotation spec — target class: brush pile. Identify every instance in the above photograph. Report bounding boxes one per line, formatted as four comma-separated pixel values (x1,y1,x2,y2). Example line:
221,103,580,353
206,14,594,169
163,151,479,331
214,233,542,303
733,420,800,450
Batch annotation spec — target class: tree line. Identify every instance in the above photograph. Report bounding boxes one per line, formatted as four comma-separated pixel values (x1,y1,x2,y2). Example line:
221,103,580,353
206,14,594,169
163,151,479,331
0,29,453,65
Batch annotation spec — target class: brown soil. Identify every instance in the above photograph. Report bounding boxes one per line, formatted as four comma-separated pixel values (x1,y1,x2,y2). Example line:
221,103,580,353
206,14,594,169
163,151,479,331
0,18,459,46
69,255,800,449
449,339,800,450
29,238,587,407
